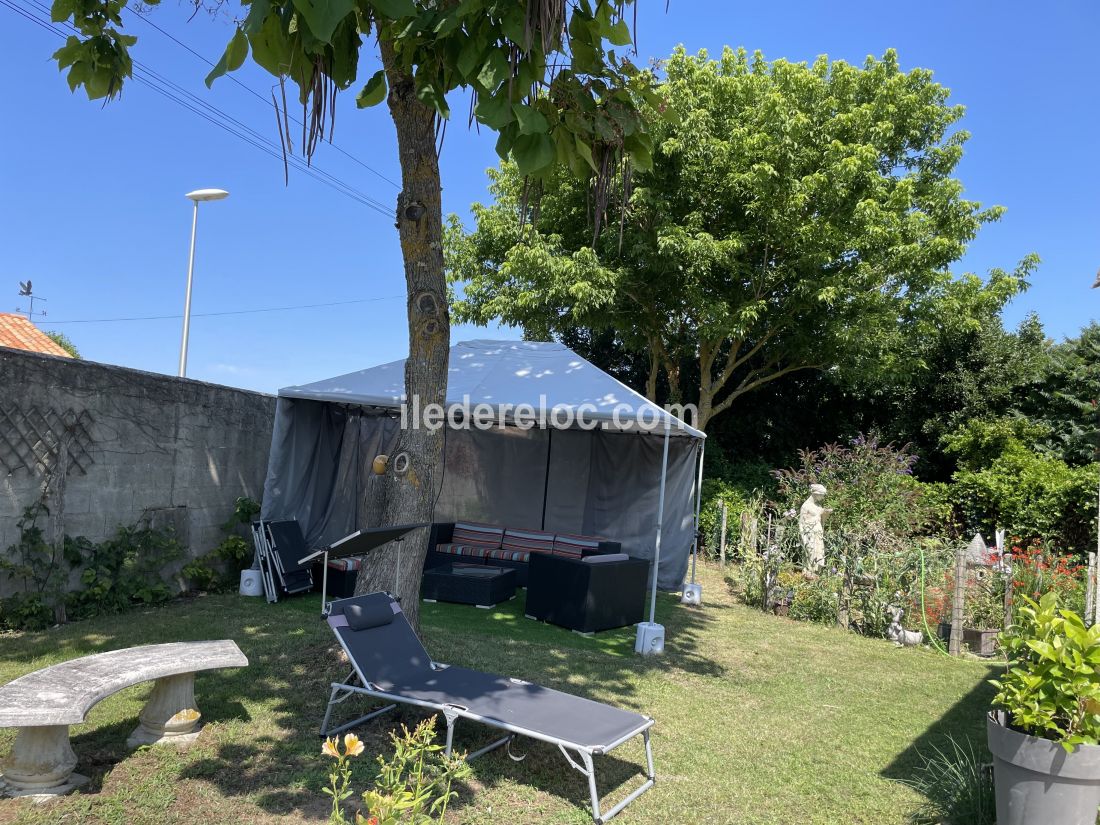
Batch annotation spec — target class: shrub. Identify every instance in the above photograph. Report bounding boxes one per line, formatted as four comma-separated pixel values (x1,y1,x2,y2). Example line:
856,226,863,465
64,524,184,619
947,427,1098,553
0,503,67,629
991,592,1100,749
776,569,839,625
774,435,938,539
1008,538,1086,617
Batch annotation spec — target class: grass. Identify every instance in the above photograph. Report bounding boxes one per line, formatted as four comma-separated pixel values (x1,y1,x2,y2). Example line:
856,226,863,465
0,563,997,824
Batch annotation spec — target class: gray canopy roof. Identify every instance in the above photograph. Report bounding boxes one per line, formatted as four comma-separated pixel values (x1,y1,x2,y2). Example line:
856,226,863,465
279,339,704,440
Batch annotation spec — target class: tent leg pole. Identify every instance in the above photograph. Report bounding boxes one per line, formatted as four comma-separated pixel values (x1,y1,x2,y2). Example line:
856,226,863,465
648,421,671,625
321,550,330,618
691,441,704,584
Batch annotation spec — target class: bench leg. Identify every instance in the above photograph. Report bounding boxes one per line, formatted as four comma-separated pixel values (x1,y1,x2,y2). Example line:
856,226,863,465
127,672,202,747
0,725,89,797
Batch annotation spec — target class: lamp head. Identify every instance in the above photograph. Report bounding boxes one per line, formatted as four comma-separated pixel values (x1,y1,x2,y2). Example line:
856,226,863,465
185,188,230,202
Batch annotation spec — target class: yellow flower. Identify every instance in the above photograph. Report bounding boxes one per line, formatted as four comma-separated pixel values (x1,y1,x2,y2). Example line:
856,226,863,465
343,732,365,757
322,737,340,759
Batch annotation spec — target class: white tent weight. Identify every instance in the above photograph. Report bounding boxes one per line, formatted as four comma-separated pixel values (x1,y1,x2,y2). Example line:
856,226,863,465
261,339,705,589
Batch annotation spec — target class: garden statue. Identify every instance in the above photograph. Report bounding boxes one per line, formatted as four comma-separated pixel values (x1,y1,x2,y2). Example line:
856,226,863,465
799,484,831,572
886,607,923,647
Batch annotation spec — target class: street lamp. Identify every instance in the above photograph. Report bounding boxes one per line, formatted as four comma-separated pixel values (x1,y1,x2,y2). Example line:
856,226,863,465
179,188,229,377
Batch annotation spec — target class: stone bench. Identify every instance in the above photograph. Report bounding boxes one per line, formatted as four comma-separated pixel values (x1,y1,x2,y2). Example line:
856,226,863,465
0,640,248,798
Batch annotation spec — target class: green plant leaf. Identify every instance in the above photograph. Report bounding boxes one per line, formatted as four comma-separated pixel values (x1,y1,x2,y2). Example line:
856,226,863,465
205,28,249,88
477,49,509,91
367,0,416,18
605,18,632,46
511,132,554,176
474,90,513,130
512,103,548,135
291,0,354,43
356,70,387,108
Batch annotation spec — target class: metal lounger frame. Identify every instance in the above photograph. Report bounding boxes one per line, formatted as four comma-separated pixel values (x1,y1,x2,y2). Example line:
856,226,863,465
321,665,655,824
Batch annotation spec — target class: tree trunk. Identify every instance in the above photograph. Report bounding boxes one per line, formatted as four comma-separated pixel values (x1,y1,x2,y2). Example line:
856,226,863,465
353,40,450,634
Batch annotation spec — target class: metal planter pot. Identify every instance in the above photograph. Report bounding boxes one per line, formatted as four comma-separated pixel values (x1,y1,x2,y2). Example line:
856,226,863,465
987,711,1100,825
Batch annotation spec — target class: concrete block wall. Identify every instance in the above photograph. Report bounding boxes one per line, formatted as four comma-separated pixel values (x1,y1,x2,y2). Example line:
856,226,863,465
0,347,275,596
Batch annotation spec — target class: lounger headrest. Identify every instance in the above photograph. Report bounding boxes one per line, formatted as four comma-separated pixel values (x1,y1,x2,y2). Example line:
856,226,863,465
345,602,395,631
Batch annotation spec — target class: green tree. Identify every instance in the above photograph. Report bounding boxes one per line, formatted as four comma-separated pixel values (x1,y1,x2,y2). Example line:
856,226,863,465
449,46,1022,432
48,0,657,626
1019,323,1100,466
45,331,81,359
840,266,1046,479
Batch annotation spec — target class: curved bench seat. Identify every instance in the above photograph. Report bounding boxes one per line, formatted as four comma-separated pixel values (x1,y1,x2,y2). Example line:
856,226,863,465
0,640,248,798
0,641,248,728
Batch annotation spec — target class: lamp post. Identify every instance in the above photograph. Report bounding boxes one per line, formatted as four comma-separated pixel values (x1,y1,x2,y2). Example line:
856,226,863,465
179,188,229,377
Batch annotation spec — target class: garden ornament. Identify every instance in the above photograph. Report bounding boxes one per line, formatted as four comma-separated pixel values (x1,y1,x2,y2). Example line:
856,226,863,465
799,484,832,572
886,607,922,647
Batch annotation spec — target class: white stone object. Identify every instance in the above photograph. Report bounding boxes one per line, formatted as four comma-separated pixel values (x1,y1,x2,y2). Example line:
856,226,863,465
886,608,923,647
0,640,248,797
680,582,702,606
635,622,665,656
799,484,831,572
239,568,264,597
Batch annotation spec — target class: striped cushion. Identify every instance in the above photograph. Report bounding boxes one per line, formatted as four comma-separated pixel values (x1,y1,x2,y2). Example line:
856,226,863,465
484,547,530,563
452,521,504,549
327,557,363,572
552,533,602,558
501,528,556,554
435,543,492,559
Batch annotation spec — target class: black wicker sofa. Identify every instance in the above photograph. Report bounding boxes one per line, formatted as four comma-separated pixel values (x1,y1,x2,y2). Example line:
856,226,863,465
423,521,622,587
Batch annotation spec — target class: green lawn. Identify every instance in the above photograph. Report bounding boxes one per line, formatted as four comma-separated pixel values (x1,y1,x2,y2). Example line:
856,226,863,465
0,564,996,824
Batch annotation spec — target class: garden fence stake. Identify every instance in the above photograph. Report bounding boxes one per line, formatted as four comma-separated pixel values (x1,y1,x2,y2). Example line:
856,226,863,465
1087,552,1097,627
1095,480,1100,627
950,545,965,656
1003,552,1015,631
719,500,728,568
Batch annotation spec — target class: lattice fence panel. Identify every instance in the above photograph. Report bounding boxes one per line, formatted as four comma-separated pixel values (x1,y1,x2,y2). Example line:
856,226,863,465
0,407,94,477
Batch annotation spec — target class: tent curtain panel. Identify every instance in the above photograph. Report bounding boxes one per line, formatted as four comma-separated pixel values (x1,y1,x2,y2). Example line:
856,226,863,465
262,400,698,589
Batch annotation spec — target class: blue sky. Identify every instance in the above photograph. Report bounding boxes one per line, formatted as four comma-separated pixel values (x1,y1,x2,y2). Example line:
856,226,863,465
2,1,1097,394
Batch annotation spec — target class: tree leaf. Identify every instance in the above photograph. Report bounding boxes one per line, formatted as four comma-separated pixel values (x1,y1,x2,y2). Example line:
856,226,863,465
511,132,555,176
241,0,271,35
291,0,354,43
512,103,548,135
606,18,632,47
474,90,513,130
367,0,417,19
205,28,249,88
457,37,484,81
356,70,387,108
477,49,509,92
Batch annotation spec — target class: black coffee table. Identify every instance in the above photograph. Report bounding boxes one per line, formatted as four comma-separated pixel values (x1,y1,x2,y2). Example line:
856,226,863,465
421,564,517,608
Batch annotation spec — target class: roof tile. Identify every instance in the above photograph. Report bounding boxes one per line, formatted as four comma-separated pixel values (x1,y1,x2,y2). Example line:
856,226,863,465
0,314,73,358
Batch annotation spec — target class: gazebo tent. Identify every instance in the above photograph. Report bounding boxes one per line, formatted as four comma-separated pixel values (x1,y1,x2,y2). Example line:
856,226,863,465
260,339,705,589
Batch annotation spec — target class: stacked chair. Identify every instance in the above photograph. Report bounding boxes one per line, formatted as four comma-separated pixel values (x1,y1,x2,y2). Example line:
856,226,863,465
250,519,314,602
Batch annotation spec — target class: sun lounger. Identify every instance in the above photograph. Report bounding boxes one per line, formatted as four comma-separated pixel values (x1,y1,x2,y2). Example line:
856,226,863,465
320,592,655,823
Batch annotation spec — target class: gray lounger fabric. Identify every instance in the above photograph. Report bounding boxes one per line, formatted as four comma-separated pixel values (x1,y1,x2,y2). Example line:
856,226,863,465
328,593,648,750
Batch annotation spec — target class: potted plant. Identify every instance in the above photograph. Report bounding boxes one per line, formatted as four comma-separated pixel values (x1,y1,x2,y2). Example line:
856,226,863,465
987,592,1100,825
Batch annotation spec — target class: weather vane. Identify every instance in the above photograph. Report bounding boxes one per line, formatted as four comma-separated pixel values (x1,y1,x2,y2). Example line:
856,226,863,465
15,280,47,321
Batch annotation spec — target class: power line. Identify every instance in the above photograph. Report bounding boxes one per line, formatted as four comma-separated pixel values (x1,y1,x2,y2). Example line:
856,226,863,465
43,294,405,325
5,0,395,217
124,6,402,190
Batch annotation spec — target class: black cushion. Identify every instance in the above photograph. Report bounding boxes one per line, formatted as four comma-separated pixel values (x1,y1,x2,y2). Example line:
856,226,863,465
346,601,395,631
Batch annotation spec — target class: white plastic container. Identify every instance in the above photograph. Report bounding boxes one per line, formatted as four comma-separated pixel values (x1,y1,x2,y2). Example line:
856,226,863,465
681,582,703,605
635,622,665,656
239,568,264,597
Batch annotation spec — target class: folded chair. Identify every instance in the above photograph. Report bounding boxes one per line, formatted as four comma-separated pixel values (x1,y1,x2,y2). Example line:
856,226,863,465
321,592,655,824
